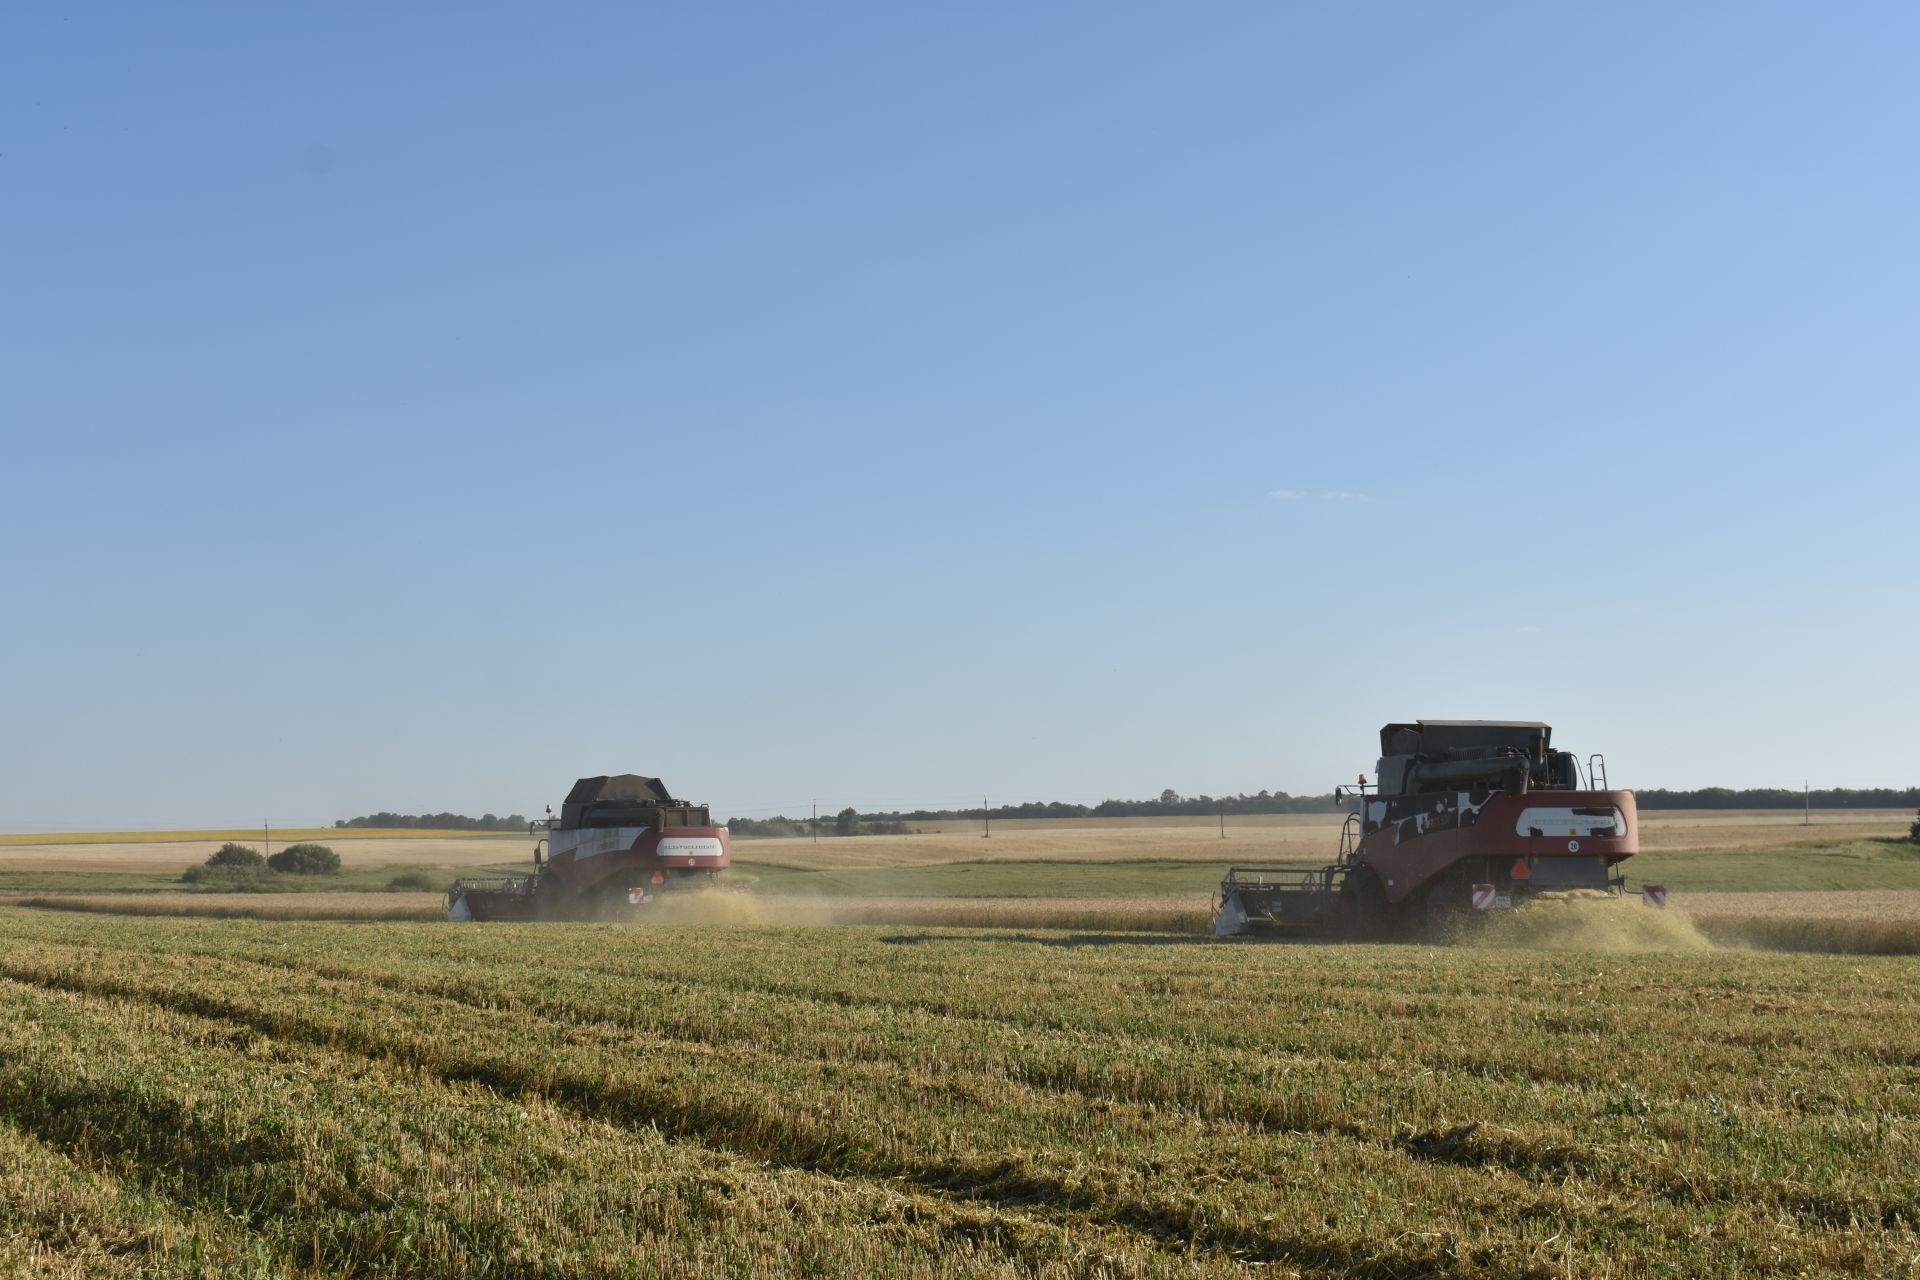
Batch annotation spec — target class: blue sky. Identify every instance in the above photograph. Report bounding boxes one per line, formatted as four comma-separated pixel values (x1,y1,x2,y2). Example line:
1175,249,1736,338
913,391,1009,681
3,5,1915,830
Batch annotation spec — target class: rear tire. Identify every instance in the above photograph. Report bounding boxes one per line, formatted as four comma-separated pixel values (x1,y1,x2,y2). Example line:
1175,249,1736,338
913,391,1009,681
1422,875,1471,944
1341,866,1390,941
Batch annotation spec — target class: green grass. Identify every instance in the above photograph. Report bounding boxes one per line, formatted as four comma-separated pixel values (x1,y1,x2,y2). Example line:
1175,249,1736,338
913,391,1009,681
772,839,1920,901
0,862,527,898
735,855,1233,898
6,836,1919,908
736,838,1920,899
1631,838,1920,891
0,909,1913,1276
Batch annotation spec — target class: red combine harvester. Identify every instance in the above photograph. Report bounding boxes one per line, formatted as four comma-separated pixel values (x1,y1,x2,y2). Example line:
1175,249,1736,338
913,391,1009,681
1214,721,1641,939
448,774,729,921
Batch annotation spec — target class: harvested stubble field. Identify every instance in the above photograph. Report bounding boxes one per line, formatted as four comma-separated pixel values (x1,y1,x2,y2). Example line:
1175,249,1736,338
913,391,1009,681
0,910,1917,1278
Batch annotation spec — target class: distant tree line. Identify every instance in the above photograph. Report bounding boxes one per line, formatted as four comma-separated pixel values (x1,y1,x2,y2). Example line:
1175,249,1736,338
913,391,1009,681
335,812,529,831
341,786,1920,842
870,790,1350,821
726,790,1348,838
1635,787,1920,810
730,808,912,840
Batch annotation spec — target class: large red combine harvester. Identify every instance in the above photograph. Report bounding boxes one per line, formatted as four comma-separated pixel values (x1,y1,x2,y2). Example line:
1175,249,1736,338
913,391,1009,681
1215,721,1639,939
448,774,730,921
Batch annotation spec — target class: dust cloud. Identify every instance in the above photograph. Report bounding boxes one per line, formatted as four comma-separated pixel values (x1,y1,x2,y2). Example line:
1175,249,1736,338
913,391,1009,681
1469,891,1711,952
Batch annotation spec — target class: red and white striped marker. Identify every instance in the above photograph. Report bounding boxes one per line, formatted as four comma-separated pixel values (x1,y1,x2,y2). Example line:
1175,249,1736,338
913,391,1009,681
1641,884,1668,909
1471,883,1498,911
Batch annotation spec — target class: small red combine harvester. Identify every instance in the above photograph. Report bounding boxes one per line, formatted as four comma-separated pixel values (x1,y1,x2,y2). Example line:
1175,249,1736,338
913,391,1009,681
448,774,729,921
1215,721,1651,939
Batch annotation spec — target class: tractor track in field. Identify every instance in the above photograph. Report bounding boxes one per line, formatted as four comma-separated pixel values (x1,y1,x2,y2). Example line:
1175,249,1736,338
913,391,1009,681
39,931,1910,1197
2,937,1616,1178
0,963,1561,1280
23,926,1842,1123
0,1112,243,1269
0,980,1188,1280
2,942,1910,1250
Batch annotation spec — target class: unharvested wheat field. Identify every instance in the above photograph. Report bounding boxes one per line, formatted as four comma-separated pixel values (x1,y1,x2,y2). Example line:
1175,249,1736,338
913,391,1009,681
0,908,1915,1278
0,835,524,877
1,811,1907,880
734,809,1915,871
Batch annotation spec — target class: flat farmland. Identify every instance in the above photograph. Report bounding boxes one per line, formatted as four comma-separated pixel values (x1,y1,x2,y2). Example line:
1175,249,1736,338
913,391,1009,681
0,910,1914,1278
4,813,1917,922
0,811,1907,878
0,834,525,876
737,809,1914,871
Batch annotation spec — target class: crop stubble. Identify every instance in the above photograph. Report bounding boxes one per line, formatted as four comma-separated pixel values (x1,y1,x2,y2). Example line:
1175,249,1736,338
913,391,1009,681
0,909,1914,1277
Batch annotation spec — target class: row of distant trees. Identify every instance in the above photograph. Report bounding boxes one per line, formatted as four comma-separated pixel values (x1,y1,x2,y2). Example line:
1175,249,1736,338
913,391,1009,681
730,808,912,839
336,786,1920,838
724,791,1346,837
852,790,1351,823
1635,787,1920,810
336,812,529,831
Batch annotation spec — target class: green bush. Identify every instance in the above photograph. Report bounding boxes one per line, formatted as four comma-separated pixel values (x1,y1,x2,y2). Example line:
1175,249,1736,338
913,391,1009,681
1910,808,1919,844
267,843,341,876
385,870,440,891
205,842,265,870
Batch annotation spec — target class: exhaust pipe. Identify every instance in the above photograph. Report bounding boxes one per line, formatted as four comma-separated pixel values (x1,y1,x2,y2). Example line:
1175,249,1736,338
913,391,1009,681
1403,754,1530,792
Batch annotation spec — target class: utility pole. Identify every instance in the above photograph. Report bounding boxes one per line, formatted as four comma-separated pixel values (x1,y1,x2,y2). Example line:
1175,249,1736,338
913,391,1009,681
1805,782,1810,827
264,823,270,860
812,800,817,843
983,796,990,839
1219,807,1226,839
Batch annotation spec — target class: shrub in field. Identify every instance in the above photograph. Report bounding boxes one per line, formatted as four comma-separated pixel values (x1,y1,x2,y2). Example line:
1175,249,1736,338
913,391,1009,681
385,870,440,891
184,844,270,886
205,842,265,870
267,843,341,875
1910,807,1919,843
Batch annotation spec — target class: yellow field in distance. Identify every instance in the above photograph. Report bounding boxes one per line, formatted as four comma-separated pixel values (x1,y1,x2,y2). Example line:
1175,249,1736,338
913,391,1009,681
0,827,524,847
737,808,1913,871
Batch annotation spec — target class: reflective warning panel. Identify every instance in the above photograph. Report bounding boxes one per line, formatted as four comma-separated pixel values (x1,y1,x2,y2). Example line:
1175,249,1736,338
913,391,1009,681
1641,884,1668,909
1514,806,1627,838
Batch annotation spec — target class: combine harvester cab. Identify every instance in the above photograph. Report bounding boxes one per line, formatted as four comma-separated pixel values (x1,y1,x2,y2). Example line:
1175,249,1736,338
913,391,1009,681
1216,721,1639,940
448,773,730,921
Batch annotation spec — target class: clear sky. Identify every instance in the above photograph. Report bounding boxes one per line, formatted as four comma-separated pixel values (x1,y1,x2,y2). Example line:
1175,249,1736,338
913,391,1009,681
3,5,1916,830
